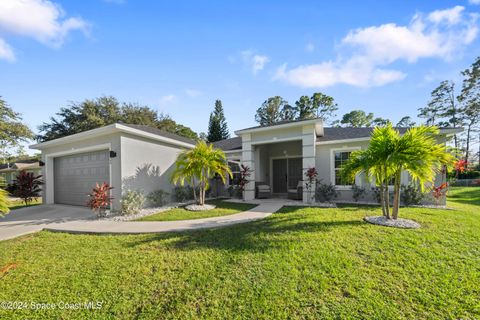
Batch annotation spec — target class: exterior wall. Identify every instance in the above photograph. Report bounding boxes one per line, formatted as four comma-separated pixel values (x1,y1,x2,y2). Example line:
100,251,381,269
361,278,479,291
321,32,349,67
119,133,186,201
39,133,122,209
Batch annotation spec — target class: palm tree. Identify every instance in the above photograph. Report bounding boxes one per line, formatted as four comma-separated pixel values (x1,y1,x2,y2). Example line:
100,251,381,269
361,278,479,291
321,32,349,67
171,141,232,206
342,125,397,218
342,125,453,219
389,126,453,219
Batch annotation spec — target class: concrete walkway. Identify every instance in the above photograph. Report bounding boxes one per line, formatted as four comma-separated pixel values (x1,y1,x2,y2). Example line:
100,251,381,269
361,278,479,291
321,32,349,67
43,202,284,235
0,205,94,241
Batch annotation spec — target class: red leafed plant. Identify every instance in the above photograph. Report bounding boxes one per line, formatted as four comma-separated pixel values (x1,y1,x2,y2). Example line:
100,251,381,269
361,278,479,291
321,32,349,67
454,159,469,176
87,182,113,216
11,170,43,206
238,165,252,192
432,182,448,200
305,167,318,190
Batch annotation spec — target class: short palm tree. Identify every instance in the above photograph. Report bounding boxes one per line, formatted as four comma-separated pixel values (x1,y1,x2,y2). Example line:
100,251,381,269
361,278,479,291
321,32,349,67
389,126,453,219
342,125,453,219
171,141,232,206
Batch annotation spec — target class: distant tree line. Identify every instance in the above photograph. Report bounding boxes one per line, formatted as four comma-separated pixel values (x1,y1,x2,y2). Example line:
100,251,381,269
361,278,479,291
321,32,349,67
37,96,198,142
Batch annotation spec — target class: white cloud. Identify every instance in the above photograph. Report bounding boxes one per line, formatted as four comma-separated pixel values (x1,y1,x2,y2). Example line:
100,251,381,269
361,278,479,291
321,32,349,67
469,0,480,5
184,89,203,97
0,38,15,62
241,50,270,74
274,6,478,88
428,6,465,25
0,0,89,61
305,42,315,52
160,94,177,105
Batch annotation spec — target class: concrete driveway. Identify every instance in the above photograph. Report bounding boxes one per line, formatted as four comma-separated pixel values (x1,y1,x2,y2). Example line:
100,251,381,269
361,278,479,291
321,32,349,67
0,205,94,241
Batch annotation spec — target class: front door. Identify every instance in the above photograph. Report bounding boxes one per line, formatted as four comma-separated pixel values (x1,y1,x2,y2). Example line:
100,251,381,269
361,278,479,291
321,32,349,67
272,159,288,193
272,157,303,193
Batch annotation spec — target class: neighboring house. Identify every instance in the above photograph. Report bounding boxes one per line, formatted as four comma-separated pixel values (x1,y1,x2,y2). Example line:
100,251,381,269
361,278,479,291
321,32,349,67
0,160,42,185
31,119,461,209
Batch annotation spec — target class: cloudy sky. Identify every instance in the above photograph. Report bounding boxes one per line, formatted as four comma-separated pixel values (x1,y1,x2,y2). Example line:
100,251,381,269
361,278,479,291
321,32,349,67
1,0,479,139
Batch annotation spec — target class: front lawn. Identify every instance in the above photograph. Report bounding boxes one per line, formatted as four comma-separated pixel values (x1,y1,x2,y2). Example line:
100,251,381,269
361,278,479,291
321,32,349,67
7,197,42,210
0,187,478,319
136,199,257,221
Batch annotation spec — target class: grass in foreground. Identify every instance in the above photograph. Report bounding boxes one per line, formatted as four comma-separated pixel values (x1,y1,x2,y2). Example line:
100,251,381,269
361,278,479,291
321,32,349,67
136,199,257,221
7,198,42,210
0,187,478,319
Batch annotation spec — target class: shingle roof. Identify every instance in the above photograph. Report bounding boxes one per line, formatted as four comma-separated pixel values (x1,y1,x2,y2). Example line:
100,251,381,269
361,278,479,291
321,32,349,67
316,127,410,142
212,137,242,151
120,123,197,145
236,117,321,132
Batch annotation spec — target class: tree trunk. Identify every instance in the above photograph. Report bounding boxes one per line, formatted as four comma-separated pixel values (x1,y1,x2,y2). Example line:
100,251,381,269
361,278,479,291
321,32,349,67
383,165,390,219
392,170,401,220
191,178,197,203
465,123,472,166
379,182,386,217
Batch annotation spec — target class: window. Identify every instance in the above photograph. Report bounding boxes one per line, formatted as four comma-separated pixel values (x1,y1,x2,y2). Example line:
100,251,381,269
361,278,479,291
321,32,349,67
228,161,241,186
334,151,355,186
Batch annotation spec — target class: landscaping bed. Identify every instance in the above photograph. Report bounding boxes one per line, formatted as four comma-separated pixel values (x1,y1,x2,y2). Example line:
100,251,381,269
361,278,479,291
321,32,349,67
135,200,257,221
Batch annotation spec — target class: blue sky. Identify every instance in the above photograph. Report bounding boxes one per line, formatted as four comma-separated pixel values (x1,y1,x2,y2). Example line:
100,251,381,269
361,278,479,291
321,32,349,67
1,0,480,143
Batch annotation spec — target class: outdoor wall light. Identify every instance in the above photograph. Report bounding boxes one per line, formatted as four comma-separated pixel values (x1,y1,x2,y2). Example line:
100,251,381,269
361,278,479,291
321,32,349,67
109,151,117,158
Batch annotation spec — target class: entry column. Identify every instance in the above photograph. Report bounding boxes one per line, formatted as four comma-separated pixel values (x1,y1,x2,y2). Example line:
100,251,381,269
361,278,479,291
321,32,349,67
241,133,255,201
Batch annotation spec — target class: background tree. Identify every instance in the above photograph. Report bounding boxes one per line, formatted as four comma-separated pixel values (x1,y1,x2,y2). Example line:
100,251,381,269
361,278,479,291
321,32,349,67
0,97,34,164
458,57,480,166
372,117,391,127
312,92,338,123
340,110,374,127
207,100,230,143
396,116,416,127
418,82,451,126
295,95,315,119
255,96,291,126
38,96,198,142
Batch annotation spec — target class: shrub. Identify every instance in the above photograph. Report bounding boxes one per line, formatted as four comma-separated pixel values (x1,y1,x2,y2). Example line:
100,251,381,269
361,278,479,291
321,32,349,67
173,186,194,202
0,188,9,216
121,190,146,215
87,182,113,217
351,184,366,202
0,176,6,189
371,187,394,205
400,182,424,206
227,185,242,199
11,171,43,206
315,181,338,202
146,189,170,207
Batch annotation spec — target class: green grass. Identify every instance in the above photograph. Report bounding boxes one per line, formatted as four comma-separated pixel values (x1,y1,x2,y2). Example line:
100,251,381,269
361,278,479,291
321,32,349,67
7,197,42,210
0,187,479,319
136,199,257,221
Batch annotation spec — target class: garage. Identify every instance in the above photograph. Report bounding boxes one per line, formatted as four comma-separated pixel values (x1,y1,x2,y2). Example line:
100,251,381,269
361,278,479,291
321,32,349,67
54,150,110,206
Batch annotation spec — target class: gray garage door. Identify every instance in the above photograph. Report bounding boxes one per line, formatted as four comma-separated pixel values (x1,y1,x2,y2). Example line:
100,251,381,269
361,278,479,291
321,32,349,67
54,150,110,206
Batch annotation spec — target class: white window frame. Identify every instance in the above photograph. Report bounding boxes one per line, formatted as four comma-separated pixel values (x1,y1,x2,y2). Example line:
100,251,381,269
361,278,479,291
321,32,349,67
330,147,361,189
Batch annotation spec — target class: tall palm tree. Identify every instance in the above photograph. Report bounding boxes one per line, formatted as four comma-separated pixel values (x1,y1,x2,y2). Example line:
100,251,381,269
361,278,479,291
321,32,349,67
390,126,453,219
171,141,232,205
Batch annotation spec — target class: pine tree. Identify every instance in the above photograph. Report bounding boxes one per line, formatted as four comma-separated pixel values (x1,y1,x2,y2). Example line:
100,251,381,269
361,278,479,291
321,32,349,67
458,57,480,165
207,100,229,142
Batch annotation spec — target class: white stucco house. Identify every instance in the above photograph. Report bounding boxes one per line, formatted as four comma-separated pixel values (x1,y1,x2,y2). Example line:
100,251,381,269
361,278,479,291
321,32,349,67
30,119,461,209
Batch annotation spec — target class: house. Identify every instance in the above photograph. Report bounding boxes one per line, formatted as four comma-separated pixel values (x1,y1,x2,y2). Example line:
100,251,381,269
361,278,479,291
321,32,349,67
0,160,42,185
30,119,461,209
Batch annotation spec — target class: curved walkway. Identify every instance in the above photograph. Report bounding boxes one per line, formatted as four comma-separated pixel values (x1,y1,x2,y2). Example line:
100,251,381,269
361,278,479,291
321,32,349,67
44,202,283,235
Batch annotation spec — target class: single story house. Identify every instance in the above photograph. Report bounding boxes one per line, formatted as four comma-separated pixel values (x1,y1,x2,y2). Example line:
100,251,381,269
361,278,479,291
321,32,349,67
31,119,461,209
0,160,42,185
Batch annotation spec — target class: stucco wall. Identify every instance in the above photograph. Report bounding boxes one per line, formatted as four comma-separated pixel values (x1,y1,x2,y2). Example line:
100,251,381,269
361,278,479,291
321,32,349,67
120,133,186,200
